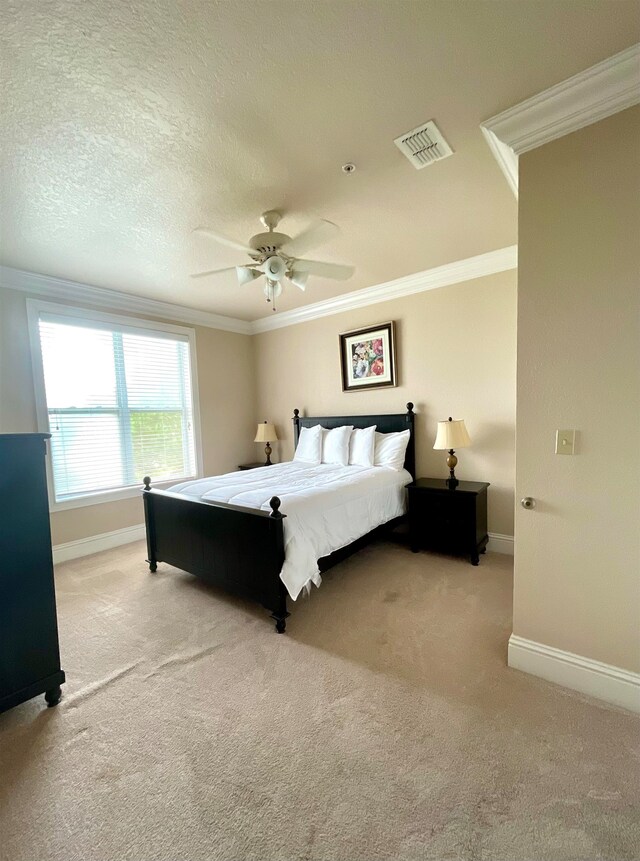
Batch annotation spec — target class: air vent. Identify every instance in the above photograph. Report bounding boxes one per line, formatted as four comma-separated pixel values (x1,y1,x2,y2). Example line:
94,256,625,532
394,120,453,169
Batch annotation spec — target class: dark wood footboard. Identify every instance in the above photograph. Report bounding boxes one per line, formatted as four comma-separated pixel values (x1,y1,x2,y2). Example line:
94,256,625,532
142,478,289,632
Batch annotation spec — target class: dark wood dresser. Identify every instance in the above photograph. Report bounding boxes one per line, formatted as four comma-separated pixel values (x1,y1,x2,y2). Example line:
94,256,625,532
0,434,65,713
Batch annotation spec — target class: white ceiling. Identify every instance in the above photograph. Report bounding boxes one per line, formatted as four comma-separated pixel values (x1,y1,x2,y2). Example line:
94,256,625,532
1,1,639,321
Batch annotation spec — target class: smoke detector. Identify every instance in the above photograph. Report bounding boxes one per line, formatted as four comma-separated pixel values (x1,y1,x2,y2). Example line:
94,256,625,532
394,120,453,169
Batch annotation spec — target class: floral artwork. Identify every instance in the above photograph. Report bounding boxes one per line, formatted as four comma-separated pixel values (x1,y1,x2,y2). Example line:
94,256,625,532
339,322,396,391
352,338,384,379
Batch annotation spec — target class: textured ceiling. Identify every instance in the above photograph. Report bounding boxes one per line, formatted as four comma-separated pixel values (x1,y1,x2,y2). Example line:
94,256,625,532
1,0,639,321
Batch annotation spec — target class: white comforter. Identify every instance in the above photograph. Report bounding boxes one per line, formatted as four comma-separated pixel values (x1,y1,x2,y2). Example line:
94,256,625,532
169,462,411,600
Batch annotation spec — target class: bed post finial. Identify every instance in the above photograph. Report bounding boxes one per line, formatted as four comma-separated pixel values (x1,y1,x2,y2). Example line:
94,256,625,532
269,496,283,519
143,476,151,491
292,408,301,448
406,403,415,427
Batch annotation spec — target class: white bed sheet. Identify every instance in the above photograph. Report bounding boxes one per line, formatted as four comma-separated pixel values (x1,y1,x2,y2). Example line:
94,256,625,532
169,462,411,600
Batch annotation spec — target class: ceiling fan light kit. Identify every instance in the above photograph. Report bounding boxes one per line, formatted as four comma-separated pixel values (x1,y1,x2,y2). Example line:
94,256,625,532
260,255,287,281
192,211,354,311
288,271,308,291
236,266,261,286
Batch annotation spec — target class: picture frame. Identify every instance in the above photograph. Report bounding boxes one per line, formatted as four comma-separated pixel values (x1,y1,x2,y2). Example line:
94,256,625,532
339,321,397,392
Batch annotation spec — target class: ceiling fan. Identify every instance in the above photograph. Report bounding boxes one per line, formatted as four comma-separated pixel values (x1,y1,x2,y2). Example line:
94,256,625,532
191,210,355,311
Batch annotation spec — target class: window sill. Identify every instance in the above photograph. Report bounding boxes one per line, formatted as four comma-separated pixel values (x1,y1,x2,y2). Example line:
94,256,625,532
49,476,198,512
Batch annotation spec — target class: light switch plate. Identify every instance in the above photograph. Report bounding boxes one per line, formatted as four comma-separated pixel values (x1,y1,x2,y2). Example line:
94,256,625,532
555,429,576,455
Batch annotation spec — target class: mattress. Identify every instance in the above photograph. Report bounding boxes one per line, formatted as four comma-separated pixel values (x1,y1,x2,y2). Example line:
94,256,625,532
169,461,411,600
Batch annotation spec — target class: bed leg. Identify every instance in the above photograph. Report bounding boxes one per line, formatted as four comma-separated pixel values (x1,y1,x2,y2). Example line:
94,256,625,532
270,584,290,634
268,499,289,632
272,614,287,634
143,476,158,573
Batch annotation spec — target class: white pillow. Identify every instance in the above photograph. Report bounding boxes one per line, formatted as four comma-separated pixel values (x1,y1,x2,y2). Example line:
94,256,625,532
294,424,323,464
373,429,411,471
322,425,354,466
349,425,377,467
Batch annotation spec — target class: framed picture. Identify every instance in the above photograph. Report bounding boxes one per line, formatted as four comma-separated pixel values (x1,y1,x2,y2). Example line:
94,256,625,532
339,321,397,392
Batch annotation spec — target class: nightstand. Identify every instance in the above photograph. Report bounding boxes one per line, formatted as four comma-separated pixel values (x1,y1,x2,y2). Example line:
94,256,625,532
238,462,271,471
407,478,490,565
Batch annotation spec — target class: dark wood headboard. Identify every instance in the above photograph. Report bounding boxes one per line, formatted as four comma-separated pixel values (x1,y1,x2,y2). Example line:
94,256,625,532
292,402,416,478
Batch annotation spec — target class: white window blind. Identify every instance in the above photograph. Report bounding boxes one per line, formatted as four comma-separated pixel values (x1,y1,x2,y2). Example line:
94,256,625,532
37,312,197,503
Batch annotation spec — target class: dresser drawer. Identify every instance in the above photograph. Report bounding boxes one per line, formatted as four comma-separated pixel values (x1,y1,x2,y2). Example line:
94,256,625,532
411,496,474,544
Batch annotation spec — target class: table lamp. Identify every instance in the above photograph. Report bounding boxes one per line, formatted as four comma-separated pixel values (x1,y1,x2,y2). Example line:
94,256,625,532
254,421,278,465
433,417,471,489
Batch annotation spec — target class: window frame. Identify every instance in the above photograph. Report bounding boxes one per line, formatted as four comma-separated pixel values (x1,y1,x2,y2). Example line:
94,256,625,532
27,299,204,511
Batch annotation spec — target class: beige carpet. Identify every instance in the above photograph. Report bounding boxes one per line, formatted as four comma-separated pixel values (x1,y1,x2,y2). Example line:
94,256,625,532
0,540,638,861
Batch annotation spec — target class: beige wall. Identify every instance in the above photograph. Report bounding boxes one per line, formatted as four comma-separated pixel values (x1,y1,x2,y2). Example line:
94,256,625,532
0,286,256,545
254,270,517,537
514,106,640,673
1,265,517,545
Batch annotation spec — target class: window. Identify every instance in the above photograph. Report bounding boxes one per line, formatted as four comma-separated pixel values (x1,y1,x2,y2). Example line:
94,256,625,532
28,301,201,509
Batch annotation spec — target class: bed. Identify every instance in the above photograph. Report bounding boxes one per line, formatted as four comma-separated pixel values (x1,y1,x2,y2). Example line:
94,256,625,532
142,403,415,632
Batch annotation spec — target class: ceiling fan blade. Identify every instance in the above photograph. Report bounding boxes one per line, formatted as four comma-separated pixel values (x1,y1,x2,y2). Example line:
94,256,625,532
288,272,308,291
291,259,355,281
280,219,339,257
193,227,255,256
190,266,239,280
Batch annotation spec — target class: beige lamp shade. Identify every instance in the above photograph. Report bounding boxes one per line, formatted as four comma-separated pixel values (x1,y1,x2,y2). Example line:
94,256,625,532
433,418,471,450
254,422,278,443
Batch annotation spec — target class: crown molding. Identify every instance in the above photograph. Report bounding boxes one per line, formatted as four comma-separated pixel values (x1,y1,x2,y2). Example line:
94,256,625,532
250,245,517,334
480,126,520,197
1,246,517,337
481,43,640,197
0,266,252,335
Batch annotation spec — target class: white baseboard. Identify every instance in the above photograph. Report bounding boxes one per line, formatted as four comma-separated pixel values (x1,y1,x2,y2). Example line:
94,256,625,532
488,532,514,555
508,634,640,713
52,524,514,564
53,523,146,564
